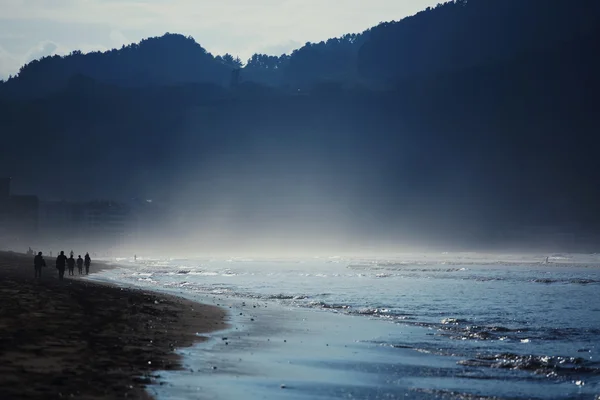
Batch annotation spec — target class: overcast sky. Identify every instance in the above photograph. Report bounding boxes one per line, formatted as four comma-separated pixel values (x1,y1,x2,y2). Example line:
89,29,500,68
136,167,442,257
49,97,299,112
0,0,439,80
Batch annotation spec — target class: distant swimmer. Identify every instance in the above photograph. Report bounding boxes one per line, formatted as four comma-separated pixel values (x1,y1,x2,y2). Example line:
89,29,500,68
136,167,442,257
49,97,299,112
56,251,67,281
33,251,46,278
77,255,83,275
67,255,76,276
84,253,91,275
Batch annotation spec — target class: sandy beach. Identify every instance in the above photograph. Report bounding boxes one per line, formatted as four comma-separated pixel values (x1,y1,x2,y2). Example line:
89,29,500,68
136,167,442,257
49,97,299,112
0,251,228,400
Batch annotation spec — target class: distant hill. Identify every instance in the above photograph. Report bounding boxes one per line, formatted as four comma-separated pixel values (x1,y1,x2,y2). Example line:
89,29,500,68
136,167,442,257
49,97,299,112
358,0,600,83
0,31,370,99
0,33,234,99
242,32,368,88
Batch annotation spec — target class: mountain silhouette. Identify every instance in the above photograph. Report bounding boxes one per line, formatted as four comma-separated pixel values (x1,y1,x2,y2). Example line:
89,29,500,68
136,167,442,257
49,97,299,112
0,33,233,99
1,0,600,248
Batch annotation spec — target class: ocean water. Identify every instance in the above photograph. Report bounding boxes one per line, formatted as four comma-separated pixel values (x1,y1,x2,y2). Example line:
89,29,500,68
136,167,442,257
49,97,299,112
92,253,600,399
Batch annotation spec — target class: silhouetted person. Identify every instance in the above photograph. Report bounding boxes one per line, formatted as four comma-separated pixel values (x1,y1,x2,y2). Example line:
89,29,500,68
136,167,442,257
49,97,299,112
56,251,67,281
27,247,34,256
33,252,46,278
134,254,137,262
84,253,91,275
70,250,74,258
50,251,52,257
76,255,83,275
67,255,76,276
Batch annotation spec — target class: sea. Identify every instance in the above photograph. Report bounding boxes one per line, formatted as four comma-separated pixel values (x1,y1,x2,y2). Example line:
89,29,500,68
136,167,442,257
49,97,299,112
90,252,600,399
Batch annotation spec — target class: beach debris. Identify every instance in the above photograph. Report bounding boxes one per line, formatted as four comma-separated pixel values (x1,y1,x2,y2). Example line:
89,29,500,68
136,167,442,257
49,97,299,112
250,318,255,321
284,340,287,342
212,366,218,370
222,337,228,340
280,384,286,389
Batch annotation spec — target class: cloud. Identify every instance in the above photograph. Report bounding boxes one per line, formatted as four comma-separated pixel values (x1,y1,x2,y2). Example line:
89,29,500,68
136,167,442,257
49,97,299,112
25,41,59,62
109,30,129,47
0,45,20,79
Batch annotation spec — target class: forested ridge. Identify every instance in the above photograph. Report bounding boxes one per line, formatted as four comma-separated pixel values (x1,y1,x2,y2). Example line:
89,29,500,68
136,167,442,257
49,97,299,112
1,0,599,248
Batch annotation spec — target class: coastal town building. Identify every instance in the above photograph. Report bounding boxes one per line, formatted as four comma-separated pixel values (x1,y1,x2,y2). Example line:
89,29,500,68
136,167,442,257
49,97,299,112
0,177,39,245
39,200,133,243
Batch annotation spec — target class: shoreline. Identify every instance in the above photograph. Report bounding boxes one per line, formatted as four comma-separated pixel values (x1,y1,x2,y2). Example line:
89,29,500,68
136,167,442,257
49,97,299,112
0,251,228,399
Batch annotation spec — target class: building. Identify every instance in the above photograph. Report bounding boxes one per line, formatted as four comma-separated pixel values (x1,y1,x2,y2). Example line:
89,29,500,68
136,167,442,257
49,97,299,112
38,200,82,239
0,177,39,245
39,200,132,245
83,201,131,239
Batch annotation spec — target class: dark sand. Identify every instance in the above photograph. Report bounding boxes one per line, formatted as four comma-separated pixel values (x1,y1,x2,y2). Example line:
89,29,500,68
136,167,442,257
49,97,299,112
0,251,228,399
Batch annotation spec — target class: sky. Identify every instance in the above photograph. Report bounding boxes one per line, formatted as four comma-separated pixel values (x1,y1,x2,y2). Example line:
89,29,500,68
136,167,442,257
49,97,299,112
0,0,440,80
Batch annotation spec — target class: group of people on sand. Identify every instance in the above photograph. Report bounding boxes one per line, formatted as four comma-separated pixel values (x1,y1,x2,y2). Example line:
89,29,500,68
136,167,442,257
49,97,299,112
33,250,91,280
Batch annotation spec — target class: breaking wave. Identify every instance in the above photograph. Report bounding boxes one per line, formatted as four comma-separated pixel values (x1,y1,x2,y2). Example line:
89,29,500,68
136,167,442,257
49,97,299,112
457,353,600,378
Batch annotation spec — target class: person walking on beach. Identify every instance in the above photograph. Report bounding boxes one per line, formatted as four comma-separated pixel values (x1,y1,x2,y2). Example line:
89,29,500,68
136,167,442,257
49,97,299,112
84,253,91,275
76,255,84,275
33,251,46,278
56,251,67,281
70,250,74,258
67,254,76,276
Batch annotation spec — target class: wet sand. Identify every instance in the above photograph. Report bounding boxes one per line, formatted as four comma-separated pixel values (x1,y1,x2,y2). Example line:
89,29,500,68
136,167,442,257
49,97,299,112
0,251,228,399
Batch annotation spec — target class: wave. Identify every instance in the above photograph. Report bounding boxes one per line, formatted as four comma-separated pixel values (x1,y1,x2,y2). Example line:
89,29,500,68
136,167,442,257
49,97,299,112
267,294,310,300
531,278,599,285
457,353,600,378
306,301,351,310
346,264,600,286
